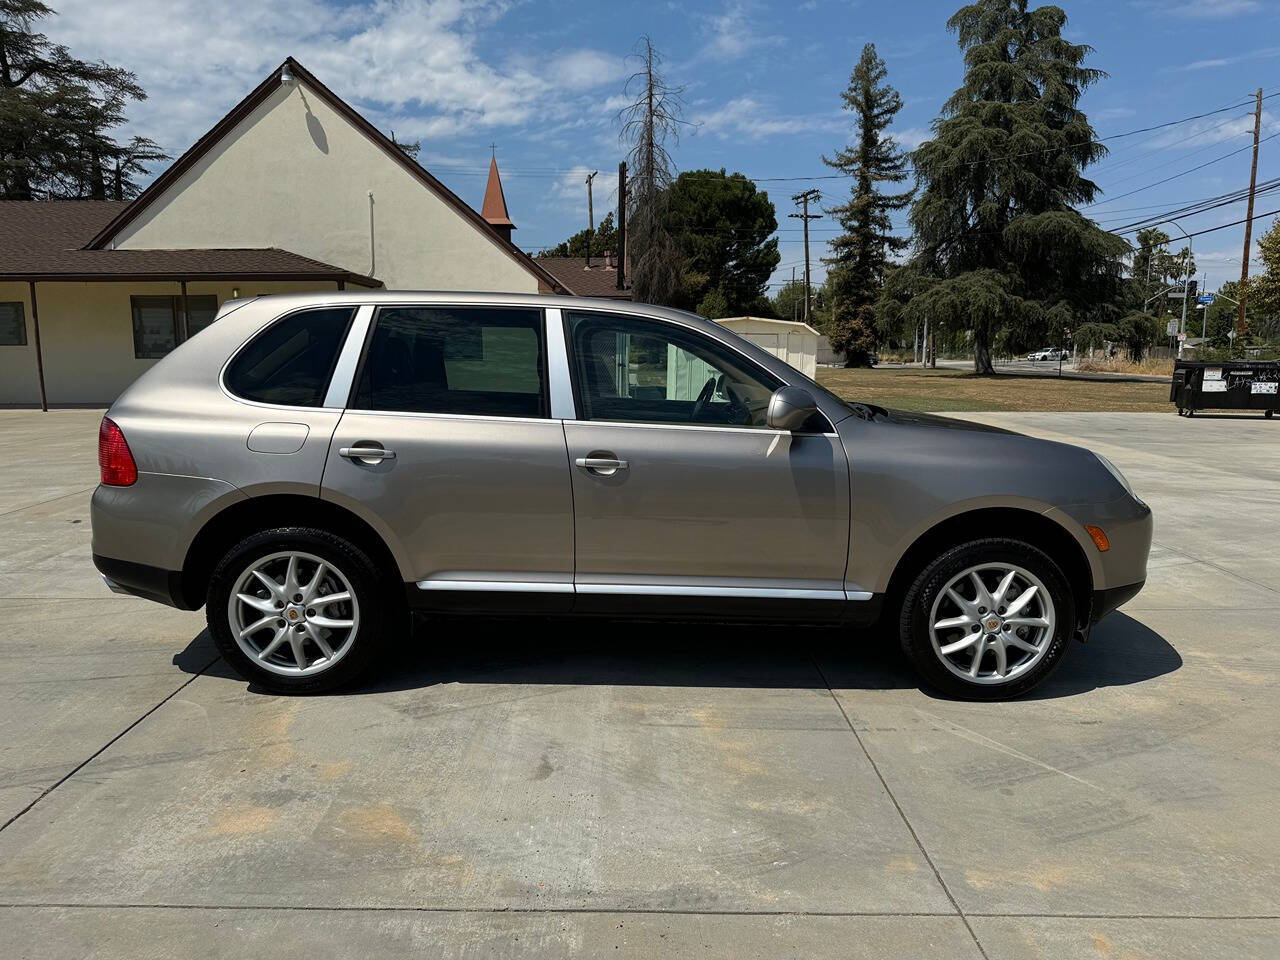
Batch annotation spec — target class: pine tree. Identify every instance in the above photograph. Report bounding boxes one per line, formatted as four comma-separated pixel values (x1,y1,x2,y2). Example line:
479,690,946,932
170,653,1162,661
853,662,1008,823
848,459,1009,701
889,0,1127,373
823,43,912,366
1,0,165,199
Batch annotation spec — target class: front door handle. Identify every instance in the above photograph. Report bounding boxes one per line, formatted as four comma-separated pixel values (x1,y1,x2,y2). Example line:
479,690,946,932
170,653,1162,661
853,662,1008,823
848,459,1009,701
575,456,629,476
339,445,396,463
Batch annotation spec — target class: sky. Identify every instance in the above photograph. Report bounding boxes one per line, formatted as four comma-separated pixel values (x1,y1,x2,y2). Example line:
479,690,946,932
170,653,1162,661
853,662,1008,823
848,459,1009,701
41,0,1280,298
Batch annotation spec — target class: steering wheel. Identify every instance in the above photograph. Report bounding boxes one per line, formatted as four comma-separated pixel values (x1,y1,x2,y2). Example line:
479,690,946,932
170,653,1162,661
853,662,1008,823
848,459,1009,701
691,375,718,422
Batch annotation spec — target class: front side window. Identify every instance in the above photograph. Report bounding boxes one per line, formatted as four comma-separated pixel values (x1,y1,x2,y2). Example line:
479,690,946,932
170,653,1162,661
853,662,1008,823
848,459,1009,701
224,307,354,407
353,306,546,418
0,301,26,345
565,311,781,428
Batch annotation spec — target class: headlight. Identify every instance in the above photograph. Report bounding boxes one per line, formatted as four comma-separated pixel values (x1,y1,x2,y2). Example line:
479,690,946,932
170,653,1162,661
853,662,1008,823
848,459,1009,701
1094,452,1136,499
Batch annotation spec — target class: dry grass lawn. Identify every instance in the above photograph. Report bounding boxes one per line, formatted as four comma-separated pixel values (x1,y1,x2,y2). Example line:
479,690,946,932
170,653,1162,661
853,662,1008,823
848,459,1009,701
817,366,1171,412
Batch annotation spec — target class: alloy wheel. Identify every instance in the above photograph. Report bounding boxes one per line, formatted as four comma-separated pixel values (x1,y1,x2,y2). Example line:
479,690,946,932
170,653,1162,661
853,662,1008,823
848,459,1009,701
227,550,360,677
927,562,1056,686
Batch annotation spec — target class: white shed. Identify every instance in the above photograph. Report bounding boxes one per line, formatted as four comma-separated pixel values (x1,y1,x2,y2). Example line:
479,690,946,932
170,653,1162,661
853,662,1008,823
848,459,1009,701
714,316,821,379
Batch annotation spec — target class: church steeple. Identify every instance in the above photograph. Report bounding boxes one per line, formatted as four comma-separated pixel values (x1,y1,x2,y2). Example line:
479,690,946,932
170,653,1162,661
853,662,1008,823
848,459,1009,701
481,150,515,244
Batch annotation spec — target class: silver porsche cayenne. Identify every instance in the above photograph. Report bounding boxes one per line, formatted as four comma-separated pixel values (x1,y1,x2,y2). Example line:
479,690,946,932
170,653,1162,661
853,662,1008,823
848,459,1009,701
91,292,1151,699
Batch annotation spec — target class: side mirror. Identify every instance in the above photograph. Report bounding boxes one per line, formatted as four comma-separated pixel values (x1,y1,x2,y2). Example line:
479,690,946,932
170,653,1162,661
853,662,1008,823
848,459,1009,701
766,386,817,431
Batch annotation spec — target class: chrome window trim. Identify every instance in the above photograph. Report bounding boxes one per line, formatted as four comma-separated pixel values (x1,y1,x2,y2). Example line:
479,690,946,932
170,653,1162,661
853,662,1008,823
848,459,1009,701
323,304,375,408
544,307,577,419
412,580,873,601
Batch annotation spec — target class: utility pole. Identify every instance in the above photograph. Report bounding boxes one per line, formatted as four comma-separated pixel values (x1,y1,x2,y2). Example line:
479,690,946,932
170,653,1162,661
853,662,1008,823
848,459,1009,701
1178,240,1192,360
788,189,821,322
1238,87,1263,342
616,161,627,291
791,266,797,320
584,170,598,268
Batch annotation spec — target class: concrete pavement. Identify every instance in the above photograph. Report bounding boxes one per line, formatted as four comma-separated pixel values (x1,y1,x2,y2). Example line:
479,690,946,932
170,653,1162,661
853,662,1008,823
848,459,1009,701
0,408,1277,959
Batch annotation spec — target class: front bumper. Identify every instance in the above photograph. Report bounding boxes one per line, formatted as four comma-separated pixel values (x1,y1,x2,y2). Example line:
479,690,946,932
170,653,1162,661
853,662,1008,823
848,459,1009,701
93,553,194,609
1091,580,1145,624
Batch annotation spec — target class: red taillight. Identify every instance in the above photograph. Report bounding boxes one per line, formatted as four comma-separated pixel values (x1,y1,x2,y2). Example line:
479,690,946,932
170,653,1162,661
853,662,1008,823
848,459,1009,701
98,417,138,486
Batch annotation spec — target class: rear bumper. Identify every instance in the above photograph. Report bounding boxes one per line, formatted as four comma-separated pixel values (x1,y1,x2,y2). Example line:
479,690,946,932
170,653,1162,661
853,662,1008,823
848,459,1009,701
93,553,195,610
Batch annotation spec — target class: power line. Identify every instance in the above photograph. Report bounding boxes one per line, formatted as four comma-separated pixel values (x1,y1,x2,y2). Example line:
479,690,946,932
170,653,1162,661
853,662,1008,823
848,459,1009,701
1110,204,1280,239
1085,131,1280,207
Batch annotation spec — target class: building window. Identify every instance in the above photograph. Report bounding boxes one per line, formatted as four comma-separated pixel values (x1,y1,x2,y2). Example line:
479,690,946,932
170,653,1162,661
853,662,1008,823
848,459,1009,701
0,301,27,346
131,295,219,358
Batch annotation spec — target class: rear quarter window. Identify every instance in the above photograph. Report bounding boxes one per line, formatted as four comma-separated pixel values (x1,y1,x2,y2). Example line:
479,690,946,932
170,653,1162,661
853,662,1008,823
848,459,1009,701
224,307,354,407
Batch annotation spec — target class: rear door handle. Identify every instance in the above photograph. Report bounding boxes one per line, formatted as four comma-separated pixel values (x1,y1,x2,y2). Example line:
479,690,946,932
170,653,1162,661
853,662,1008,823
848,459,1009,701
339,445,396,462
575,457,629,475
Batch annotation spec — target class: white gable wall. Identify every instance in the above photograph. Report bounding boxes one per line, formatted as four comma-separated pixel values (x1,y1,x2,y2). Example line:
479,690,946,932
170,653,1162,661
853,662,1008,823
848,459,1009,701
112,82,541,293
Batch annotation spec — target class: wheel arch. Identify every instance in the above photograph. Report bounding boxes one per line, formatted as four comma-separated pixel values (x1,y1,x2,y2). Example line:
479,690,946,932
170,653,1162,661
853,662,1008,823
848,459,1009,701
180,494,403,609
882,507,1095,628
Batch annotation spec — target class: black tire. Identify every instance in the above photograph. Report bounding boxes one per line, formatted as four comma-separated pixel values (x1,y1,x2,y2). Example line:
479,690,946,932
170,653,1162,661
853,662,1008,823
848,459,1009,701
207,526,404,693
898,537,1076,701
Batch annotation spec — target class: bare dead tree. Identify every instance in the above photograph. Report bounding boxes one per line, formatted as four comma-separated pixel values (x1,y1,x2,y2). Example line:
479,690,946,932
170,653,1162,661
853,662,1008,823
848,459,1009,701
617,35,689,305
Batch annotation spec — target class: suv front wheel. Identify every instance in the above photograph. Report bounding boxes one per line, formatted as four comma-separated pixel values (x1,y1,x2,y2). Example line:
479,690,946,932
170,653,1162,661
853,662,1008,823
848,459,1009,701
207,527,398,693
899,538,1075,700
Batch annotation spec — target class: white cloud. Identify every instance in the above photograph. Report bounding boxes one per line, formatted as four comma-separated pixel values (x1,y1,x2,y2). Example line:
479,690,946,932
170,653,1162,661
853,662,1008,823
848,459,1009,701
890,126,930,150
699,2,779,61
1145,110,1277,150
696,97,845,140
1165,0,1261,18
1181,45,1280,71
551,165,619,205
41,0,623,160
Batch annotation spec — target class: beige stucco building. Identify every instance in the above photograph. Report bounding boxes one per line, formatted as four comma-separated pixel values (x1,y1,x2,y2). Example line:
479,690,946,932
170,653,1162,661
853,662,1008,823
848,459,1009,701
0,58,570,407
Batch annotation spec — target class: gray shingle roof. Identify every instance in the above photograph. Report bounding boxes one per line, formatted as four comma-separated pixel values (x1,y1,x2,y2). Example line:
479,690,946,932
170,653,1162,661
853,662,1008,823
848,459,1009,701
0,200,380,284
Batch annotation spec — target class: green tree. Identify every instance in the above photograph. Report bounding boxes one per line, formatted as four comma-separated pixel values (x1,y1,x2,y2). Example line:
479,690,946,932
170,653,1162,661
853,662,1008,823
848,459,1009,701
536,211,621,259
1249,218,1280,329
1,0,165,199
663,169,779,316
771,279,807,322
823,43,912,366
885,0,1127,373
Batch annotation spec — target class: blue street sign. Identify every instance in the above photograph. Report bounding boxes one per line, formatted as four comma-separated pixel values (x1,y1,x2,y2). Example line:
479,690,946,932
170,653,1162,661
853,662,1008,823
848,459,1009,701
1197,294,1215,304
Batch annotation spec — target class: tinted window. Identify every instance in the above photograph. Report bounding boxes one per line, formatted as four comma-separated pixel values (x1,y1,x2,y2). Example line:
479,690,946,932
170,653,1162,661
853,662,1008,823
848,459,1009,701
354,306,546,417
225,307,354,407
0,301,26,346
566,311,781,428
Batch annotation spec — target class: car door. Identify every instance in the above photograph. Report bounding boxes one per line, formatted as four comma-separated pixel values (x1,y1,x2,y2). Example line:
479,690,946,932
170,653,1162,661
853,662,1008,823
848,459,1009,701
322,303,574,611
559,309,850,618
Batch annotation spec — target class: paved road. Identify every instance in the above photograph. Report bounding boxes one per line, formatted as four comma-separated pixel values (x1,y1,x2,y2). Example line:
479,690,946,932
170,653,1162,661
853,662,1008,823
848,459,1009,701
1,409,1277,958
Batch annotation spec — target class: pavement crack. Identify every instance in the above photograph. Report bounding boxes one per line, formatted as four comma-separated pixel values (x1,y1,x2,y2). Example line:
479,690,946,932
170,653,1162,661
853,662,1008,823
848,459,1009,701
812,659,991,960
0,656,220,834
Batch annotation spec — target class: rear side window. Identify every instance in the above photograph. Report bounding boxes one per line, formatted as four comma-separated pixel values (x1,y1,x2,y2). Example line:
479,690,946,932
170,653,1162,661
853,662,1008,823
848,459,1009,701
225,307,354,407
353,306,546,418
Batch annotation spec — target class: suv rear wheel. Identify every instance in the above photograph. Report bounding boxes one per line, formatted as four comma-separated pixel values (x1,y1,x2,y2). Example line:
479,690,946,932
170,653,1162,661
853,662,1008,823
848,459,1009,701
207,527,400,693
899,537,1075,700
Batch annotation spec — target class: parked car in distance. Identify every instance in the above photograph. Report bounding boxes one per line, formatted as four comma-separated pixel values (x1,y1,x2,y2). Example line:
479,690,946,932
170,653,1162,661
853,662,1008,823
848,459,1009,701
92,293,1151,700
1027,346,1070,362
